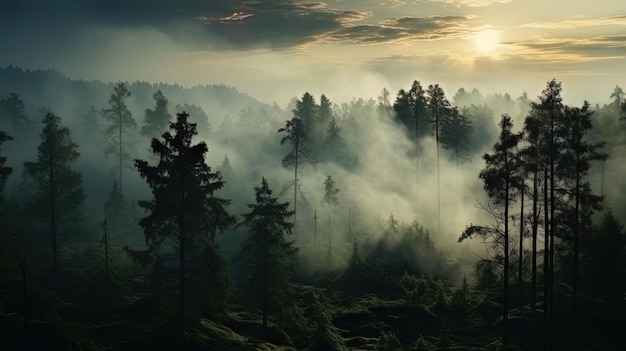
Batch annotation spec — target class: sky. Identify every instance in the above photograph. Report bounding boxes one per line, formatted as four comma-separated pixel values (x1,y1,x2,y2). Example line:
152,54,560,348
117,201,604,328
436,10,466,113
2,0,625,106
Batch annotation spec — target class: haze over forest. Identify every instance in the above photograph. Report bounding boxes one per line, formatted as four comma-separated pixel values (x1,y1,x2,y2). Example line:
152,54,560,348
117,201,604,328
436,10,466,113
0,1,625,350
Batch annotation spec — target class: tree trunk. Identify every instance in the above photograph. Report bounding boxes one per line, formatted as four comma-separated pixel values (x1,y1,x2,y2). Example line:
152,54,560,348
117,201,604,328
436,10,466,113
50,156,57,277
293,126,299,226
179,197,187,339
314,209,317,248
118,101,123,195
503,163,510,346
531,168,538,312
572,152,581,348
328,203,332,258
543,167,550,350
519,183,524,306
262,264,268,327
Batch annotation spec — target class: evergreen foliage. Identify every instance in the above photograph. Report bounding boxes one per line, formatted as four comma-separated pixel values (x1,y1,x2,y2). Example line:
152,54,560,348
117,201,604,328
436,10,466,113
130,111,236,334
238,177,298,327
141,90,171,138
23,112,85,276
101,82,136,194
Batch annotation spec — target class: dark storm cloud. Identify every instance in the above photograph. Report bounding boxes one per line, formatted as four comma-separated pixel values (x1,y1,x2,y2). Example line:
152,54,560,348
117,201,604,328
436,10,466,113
320,15,474,44
0,0,370,49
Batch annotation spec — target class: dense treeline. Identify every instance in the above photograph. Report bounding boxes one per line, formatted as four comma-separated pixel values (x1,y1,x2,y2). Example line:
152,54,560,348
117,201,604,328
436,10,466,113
0,67,625,350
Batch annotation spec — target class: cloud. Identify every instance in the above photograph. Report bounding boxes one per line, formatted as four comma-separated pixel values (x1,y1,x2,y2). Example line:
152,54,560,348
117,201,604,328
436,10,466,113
0,0,374,50
506,35,626,62
424,0,512,8
319,15,476,44
521,15,626,29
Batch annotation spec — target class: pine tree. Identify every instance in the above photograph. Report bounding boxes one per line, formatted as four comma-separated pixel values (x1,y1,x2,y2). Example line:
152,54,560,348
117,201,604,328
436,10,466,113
0,130,12,207
238,177,298,327
141,90,171,138
440,107,473,168
459,114,523,346
175,103,211,137
23,112,85,276
0,92,29,134
323,176,340,259
427,84,451,232
102,82,136,195
325,117,345,163
559,101,607,323
279,101,314,225
131,112,236,335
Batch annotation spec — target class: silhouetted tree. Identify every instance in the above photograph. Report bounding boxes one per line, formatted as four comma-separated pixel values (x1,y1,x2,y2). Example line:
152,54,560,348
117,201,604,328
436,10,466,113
323,176,339,259
238,177,298,327
440,107,473,167
131,112,236,335
527,80,567,340
0,130,12,207
459,114,523,346
23,112,85,276
141,90,171,138
175,103,211,137
0,92,29,134
610,85,624,109
279,103,314,225
559,101,607,321
102,82,136,195
324,117,345,163
427,84,451,231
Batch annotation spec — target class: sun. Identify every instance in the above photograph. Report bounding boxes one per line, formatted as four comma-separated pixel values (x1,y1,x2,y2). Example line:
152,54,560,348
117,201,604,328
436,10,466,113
474,30,499,53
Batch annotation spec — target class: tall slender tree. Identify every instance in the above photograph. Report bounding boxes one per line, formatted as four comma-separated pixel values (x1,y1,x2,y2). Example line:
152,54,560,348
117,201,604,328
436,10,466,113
459,114,523,346
279,98,314,225
0,130,12,207
238,177,298,327
427,84,451,233
131,112,236,336
23,112,85,276
102,82,136,195
322,176,340,259
560,102,607,323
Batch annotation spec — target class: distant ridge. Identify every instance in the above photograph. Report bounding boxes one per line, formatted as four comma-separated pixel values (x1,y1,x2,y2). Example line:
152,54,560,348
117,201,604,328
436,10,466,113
0,65,266,121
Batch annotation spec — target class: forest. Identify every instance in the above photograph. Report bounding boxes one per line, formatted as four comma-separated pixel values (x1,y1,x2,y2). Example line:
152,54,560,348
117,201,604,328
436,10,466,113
0,65,625,350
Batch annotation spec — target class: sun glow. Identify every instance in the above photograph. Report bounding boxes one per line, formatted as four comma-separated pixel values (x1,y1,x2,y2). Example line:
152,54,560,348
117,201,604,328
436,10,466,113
474,30,499,53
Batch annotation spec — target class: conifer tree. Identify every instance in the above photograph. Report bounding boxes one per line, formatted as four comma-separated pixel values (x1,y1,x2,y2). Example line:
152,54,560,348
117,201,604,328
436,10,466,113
131,112,236,335
23,112,85,276
427,84,451,232
102,82,136,195
239,177,298,327
141,90,171,138
323,176,339,258
279,99,314,225
560,101,607,321
0,92,29,134
440,107,473,168
459,114,523,346
0,130,12,207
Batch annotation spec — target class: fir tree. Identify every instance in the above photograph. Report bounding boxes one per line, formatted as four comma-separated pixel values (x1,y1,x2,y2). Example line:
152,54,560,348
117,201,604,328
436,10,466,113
0,130,12,207
238,177,298,326
102,82,136,195
141,90,171,138
130,112,236,335
322,176,340,259
23,112,85,276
